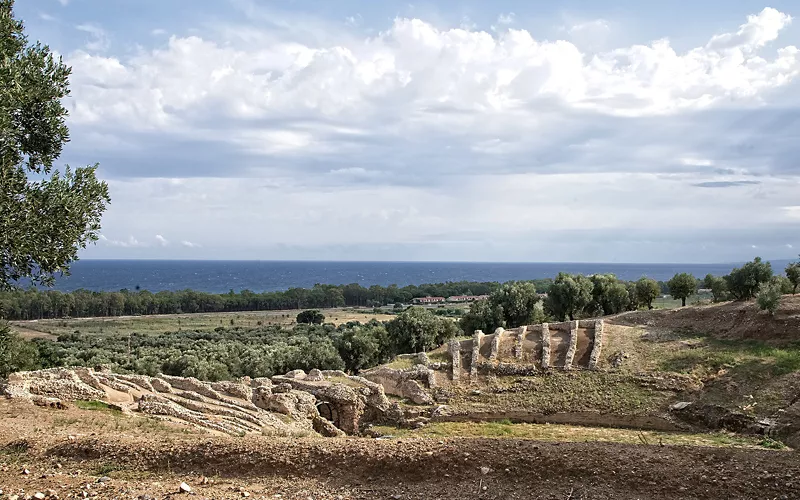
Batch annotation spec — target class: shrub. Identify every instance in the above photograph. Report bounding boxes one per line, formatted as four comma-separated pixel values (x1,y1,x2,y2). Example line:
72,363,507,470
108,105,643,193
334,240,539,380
756,281,782,316
296,309,325,325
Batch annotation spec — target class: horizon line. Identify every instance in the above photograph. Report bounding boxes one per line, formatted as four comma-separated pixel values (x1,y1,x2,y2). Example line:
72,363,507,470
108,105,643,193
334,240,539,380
73,258,794,266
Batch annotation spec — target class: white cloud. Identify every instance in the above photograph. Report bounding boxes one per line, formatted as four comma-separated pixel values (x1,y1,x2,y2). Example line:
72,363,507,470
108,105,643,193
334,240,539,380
57,0,69,5
497,13,515,25
59,7,800,261
39,12,57,22
99,235,148,248
151,28,167,36
76,23,109,52
567,19,610,34
155,234,169,246
345,14,362,27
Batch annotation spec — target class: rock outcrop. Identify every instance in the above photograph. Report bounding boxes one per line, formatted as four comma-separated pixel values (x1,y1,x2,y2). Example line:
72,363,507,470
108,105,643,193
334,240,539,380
2,367,394,437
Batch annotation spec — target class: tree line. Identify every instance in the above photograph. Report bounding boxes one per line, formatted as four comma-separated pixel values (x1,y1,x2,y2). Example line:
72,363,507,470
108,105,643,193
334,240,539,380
0,280,544,321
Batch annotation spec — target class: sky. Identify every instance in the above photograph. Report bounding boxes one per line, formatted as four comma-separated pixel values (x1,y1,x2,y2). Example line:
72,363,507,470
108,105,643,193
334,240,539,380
15,0,800,263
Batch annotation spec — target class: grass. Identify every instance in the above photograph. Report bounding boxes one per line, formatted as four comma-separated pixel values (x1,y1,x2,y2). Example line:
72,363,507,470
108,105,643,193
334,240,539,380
75,400,120,412
659,338,800,377
384,357,414,370
11,308,397,338
370,421,788,450
94,462,121,476
449,371,668,416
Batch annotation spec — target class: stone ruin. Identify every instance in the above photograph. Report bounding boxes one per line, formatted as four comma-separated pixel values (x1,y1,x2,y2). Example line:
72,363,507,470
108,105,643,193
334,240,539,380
1,320,605,435
456,319,605,380
1,367,403,438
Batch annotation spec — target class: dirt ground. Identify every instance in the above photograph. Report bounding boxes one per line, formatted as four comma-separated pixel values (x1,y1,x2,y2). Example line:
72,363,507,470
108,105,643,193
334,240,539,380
1,400,798,500
612,295,800,343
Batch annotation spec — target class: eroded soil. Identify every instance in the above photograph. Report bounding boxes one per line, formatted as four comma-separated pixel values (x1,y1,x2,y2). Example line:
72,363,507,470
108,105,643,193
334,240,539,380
1,400,798,500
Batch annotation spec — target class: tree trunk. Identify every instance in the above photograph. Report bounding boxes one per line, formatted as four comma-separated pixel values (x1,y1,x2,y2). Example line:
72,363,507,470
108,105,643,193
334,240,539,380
681,298,686,307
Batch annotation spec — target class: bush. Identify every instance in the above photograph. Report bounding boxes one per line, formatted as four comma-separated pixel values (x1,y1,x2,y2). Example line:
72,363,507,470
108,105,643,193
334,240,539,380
296,309,325,325
756,281,782,316
0,323,41,378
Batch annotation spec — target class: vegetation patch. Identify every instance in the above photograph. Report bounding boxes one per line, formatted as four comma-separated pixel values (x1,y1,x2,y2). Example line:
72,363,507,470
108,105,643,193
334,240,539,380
75,400,120,412
448,372,668,416
371,422,786,450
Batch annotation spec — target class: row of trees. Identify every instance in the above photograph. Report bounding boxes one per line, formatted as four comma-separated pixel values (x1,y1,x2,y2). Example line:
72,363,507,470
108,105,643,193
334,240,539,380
0,280,533,321
459,275,661,333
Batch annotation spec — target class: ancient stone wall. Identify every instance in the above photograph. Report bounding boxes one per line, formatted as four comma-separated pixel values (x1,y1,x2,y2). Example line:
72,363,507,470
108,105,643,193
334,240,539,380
455,319,604,377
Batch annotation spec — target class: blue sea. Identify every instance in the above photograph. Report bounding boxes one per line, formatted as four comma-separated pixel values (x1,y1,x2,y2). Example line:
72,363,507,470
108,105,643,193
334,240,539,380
41,260,785,294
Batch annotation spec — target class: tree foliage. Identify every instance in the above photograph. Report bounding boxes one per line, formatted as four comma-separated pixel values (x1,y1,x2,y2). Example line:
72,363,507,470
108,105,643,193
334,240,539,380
588,274,631,316
488,282,542,328
386,307,459,353
756,280,782,316
0,321,39,378
544,273,594,321
786,257,800,295
703,274,729,303
1,0,110,289
296,309,325,325
634,277,661,309
459,299,505,335
724,257,773,300
667,273,698,307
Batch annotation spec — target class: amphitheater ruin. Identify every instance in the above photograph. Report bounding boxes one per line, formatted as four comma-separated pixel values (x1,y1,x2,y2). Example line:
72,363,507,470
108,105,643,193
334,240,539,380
2,320,604,437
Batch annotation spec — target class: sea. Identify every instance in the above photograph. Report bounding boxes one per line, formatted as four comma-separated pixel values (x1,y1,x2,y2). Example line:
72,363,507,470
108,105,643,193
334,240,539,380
38,260,790,294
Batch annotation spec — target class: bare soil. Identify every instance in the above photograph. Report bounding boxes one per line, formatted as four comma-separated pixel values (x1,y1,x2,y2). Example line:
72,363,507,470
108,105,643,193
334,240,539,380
1,400,798,499
612,295,800,344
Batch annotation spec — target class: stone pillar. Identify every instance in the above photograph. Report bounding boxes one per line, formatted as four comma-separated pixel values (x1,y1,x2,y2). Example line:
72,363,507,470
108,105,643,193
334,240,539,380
489,327,504,362
541,324,551,370
470,330,484,381
588,319,604,370
564,321,579,370
448,339,461,382
514,326,526,360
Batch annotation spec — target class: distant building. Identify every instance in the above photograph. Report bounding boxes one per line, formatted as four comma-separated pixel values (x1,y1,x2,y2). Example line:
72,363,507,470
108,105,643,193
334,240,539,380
446,295,489,303
413,296,446,304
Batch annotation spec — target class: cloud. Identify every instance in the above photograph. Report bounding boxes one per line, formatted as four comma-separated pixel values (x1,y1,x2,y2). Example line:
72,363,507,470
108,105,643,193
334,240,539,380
567,19,610,34
99,235,148,248
57,7,800,262
155,234,169,246
692,180,761,188
181,240,201,248
497,13,515,25
39,12,58,22
76,23,109,52
151,28,167,36
57,0,69,5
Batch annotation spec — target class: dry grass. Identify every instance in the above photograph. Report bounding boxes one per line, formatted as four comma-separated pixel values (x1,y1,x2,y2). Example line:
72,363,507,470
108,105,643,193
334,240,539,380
10,308,396,338
371,421,787,450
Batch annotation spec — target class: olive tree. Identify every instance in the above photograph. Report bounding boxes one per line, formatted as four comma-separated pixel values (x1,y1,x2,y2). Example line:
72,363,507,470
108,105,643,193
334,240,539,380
787,257,800,294
1,0,110,289
634,277,661,310
724,257,773,300
667,273,697,307
544,273,594,321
